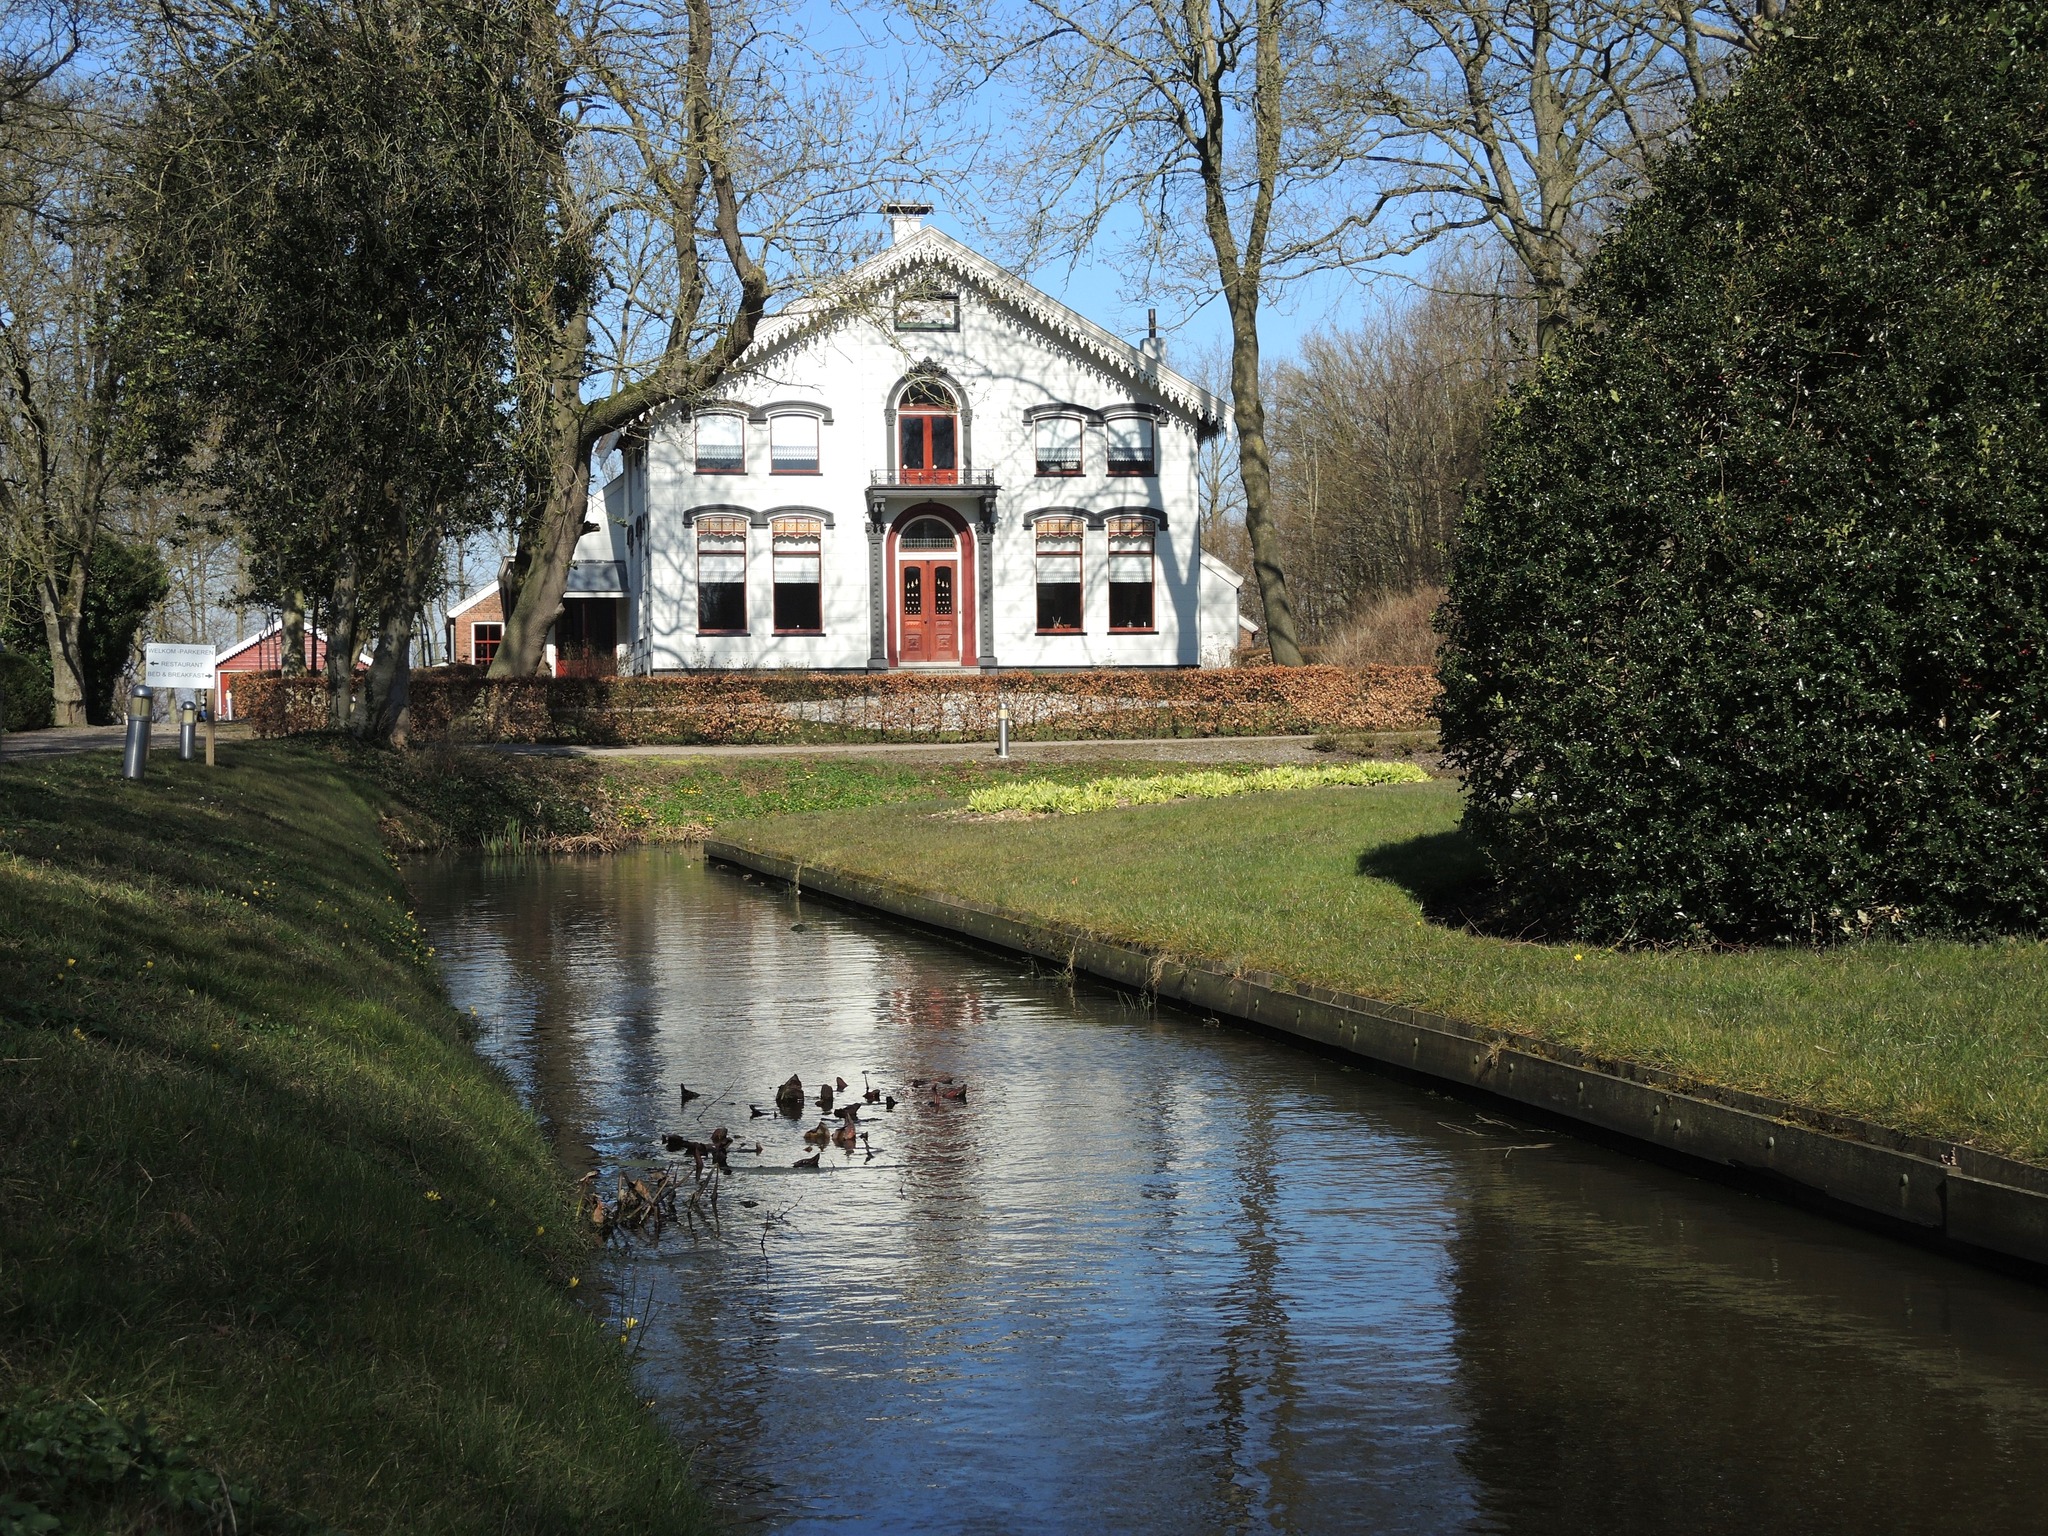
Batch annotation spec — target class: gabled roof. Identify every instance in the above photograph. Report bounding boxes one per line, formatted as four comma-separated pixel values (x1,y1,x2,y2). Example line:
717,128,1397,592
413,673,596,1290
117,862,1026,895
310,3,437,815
215,620,330,667
447,580,502,621
740,227,1229,433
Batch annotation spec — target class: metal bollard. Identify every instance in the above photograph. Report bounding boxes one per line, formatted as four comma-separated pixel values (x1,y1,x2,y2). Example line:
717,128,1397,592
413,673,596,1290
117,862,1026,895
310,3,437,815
178,698,198,761
996,702,1011,759
121,684,154,780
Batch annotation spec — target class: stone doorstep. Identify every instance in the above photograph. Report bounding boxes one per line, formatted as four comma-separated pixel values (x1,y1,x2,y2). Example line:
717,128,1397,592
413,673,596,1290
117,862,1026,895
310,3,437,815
703,836,2048,1277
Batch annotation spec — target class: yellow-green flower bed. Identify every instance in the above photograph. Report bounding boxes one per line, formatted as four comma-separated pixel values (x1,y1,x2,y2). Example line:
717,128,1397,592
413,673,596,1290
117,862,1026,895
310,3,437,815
966,760,1428,816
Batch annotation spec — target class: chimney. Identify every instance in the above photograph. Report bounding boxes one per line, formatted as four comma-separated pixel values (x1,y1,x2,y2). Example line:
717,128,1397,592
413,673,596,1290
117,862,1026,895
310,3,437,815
882,201,934,245
1140,307,1163,361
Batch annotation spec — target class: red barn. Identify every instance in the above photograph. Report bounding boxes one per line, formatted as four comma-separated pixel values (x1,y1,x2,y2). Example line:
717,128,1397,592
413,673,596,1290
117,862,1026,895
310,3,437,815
213,624,332,721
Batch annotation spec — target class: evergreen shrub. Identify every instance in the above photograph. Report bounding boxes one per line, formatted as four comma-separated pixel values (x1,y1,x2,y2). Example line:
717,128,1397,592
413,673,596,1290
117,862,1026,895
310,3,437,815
1438,0,2048,943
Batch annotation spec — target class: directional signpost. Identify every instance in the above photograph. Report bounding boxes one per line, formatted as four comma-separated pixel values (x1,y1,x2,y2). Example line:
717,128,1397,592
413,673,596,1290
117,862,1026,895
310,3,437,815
144,643,219,766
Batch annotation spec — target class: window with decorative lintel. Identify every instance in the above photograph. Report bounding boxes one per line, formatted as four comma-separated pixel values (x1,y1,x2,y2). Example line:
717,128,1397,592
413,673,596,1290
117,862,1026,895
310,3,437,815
1035,517,1085,632
696,515,748,631
1107,515,1156,631
772,517,823,631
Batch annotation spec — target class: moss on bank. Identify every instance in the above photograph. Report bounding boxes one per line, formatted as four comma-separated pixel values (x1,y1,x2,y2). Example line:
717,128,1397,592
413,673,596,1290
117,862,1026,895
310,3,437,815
0,744,711,1534
726,784,2048,1164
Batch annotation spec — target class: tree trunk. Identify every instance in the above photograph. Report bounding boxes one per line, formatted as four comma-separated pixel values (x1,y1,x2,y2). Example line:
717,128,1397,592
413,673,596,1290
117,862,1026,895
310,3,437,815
490,302,594,679
37,547,91,727
324,565,360,732
281,591,307,675
358,531,441,747
358,606,416,748
1228,310,1305,665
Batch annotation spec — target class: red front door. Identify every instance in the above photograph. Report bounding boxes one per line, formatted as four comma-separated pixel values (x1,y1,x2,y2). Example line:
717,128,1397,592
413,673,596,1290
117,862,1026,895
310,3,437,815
899,560,960,663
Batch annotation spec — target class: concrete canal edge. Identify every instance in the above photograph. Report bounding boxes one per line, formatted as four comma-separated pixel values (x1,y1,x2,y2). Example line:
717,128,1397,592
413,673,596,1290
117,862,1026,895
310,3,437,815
705,836,2048,1278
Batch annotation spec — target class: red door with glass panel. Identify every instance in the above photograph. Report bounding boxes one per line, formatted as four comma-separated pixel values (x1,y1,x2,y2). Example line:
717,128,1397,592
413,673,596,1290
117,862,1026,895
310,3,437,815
897,515,961,664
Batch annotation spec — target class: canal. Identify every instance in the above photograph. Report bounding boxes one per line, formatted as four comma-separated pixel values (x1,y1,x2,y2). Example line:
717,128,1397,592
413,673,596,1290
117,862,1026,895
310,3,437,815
410,846,2048,1534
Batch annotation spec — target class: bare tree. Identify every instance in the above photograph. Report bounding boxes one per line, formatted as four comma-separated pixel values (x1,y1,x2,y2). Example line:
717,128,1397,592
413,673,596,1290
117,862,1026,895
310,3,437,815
1267,251,1524,633
488,0,926,677
1360,1,1770,355
909,0,1395,665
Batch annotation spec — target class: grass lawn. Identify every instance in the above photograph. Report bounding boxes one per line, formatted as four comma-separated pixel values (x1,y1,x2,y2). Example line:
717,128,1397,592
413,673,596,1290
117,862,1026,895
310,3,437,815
361,743,1301,849
730,779,2048,1164
0,744,711,1534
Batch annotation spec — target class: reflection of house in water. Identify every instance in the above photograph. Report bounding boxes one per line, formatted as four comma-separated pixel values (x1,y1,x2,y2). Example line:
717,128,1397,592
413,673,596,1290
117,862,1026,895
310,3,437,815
877,983,991,1035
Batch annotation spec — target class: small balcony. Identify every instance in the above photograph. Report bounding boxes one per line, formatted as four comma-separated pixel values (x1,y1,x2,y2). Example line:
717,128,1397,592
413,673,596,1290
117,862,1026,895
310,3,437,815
869,468,1000,492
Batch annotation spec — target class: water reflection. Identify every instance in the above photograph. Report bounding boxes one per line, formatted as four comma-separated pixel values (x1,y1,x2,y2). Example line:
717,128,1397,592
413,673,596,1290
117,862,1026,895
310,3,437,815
410,847,2048,1535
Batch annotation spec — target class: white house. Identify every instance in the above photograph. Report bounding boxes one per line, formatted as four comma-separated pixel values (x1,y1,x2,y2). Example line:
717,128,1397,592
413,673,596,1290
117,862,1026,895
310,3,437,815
582,206,1246,674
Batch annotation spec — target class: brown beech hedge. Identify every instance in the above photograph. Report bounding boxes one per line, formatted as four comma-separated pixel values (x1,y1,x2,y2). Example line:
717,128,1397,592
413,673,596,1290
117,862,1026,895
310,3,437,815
238,666,1439,745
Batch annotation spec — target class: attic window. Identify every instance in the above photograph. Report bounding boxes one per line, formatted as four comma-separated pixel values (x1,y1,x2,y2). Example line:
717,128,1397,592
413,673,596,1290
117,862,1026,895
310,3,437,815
896,290,959,331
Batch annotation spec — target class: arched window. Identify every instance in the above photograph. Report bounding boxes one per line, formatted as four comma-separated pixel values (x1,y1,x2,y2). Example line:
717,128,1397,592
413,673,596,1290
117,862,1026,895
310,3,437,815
1106,415,1156,477
695,413,746,473
1107,515,1156,631
1035,416,1083,476
898,381,959,484
1035,517,1084,632
771,517,823,632
770,414,819,473
899,516,958,551
696,515,748,631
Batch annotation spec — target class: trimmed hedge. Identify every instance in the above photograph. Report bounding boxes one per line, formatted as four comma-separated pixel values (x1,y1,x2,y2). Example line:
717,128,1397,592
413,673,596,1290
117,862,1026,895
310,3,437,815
1438,0,2048,944
237,666,1440,745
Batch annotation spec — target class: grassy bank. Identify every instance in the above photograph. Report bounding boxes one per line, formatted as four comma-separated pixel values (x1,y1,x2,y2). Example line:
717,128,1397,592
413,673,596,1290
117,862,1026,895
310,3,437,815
356,742,1315,851
728,781,2048,1164
0,745,711,1534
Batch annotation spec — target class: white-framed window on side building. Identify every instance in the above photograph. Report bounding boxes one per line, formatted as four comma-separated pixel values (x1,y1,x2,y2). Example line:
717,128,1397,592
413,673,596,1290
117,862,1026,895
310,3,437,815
696,515,749,631
772,517,823,632
1035,517,1084,632
1107,515,1156,631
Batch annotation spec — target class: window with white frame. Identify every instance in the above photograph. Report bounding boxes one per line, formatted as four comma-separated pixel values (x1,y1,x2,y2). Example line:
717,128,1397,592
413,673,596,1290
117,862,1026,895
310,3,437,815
770,414,820,473
696,515,748,631
470,622,503,667
1107,515,1156,630
694,413,745,473
1106,415,1156,476
1034,416,1083,476
1035,517,1085,632
771,517,823,631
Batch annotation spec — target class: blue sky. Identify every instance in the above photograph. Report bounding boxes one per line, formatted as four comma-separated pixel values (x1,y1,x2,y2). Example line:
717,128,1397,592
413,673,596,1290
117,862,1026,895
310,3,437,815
808,0,1413,373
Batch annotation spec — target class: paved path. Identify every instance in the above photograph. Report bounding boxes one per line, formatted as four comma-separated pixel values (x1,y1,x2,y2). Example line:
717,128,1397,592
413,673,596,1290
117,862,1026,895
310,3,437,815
0,724,252,761
487,734,1359,765
4,727,1436,768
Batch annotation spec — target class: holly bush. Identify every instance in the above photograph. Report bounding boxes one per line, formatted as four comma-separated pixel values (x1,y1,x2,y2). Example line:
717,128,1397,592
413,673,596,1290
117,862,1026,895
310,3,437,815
1438,0,2048,944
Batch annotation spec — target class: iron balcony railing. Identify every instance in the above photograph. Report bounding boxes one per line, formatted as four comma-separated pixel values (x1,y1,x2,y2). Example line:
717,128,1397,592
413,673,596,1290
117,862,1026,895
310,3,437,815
869,468,1000,489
